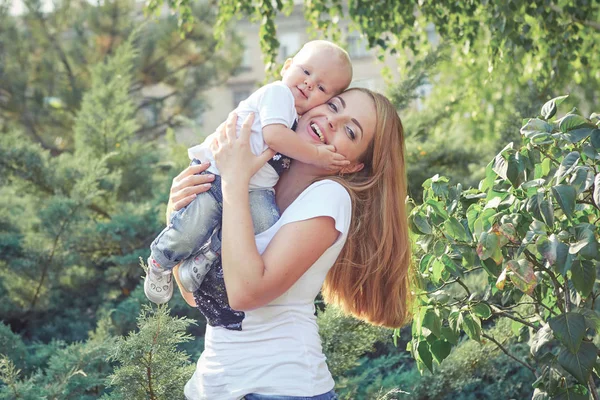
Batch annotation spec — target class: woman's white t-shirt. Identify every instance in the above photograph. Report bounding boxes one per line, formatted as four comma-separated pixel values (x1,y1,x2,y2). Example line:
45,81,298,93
184,180,352,400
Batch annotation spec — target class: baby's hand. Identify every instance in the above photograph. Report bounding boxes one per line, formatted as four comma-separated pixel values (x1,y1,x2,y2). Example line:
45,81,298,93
315,144,350,171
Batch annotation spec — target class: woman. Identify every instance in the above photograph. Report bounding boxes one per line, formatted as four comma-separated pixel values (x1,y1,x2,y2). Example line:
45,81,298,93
169,88,412,399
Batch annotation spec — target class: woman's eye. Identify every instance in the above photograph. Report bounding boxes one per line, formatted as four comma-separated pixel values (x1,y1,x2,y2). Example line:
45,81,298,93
328,102,338,112
346,126,356,140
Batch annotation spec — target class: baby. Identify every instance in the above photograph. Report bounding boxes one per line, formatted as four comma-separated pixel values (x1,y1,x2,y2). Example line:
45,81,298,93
145,40,353,304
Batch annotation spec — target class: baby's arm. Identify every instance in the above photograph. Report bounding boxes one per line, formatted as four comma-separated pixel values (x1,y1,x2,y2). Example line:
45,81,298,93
263,124,347,170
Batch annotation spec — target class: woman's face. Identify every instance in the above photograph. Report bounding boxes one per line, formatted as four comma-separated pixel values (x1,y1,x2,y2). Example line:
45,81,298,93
296,90,376,173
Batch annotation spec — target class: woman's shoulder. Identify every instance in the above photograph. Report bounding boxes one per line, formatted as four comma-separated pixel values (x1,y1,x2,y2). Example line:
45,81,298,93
282,179,352,228
299,179,351,202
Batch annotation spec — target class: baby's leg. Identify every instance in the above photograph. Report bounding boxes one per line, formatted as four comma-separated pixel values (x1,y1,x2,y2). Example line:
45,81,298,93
150,172,223,270
248,188,280,234
145,167,222,304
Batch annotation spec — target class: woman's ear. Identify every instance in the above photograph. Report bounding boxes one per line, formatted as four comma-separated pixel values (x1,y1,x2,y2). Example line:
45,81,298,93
280,58,293,75
341,162,364,175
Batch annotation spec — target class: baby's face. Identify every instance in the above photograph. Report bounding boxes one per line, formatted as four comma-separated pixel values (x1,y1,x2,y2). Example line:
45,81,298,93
281,49,351,115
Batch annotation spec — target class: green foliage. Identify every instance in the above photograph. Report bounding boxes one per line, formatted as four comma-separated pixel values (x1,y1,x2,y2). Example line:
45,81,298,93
157,0,599,89
405,318,534,399
408,97,600,397
318,306,391,379
104,305,195,400
0,318,115,399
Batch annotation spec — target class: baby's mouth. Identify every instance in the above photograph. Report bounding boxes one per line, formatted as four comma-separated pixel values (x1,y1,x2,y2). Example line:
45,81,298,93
297,87,308,99
310,123,325,143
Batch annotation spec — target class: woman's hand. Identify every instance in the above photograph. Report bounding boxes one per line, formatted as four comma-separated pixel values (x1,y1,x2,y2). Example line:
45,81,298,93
169,162,215,212
211,113,275,186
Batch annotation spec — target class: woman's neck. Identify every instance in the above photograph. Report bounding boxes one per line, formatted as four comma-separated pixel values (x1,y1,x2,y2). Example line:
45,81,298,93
274,162,324,213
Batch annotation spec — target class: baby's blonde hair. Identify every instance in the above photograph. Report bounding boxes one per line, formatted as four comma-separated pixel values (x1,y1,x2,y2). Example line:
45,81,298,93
294,40,353,90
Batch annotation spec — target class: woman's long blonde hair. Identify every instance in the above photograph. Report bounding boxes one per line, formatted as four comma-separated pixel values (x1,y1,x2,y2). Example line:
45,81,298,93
322,88,413,328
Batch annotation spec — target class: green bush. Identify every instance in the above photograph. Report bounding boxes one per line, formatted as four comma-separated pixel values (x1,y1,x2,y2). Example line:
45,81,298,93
407,96,600,398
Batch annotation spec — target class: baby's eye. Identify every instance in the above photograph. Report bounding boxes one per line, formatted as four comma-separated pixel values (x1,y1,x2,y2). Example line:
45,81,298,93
346,126,356,140
303,69,310,75
328,102,338,112
318,85,326,93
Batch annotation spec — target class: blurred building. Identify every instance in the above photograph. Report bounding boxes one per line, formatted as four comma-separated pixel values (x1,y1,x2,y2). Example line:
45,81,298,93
191,5,400,142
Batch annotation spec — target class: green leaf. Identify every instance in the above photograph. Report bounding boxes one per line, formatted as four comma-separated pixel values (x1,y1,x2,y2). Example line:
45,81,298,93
537,235,557,265
471,303,492,319
555,239,573,277
578,309,600,332
590,129,600,149
564,128,593,143
441,326,459,345
466,204,481,233
417,340,434,373
549,313,586,353
557,341,597,385
539,198,554,227
569,167,594,194
431,258,444,283
419,254,433,273
430,339,452,364
541,157,552,178
476,231,503,264
571,260,595,296
540,95,568,120
573,225,599,260
425,199,449,219
473,208,496,239
521,118,553,136
530,324,554,356
433,240,446,257
552,185,576,218
441,254,462,278
559,114,589,133
555,152,580,180
413,212,433,234
422,308,442,338
444,217,470,242
462,313,481,342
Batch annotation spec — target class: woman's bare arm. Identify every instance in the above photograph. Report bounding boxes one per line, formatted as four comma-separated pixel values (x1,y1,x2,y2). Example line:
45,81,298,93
213,112,339,311
222,178,338,310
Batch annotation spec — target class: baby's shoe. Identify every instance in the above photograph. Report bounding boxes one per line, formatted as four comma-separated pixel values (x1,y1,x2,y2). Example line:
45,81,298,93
144,258,173,304
178,249,218,293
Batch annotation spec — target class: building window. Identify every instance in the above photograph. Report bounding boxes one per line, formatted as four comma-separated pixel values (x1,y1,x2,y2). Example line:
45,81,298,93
232,89,251,108
278,32,301,62
239,46,252,72
347,33,369,59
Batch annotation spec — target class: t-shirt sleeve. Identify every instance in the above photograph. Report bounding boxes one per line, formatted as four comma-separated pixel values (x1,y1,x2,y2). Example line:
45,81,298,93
257,83,297,129
278,180,352,242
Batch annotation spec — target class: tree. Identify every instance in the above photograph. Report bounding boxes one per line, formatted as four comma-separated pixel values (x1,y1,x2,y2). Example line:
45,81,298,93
0,0,241,153
407,96,600,398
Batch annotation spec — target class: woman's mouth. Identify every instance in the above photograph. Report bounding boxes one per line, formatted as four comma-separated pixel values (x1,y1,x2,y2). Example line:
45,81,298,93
310,123,325,143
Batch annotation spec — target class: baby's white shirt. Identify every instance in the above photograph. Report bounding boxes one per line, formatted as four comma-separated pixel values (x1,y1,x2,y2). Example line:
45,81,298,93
188,81,298,190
